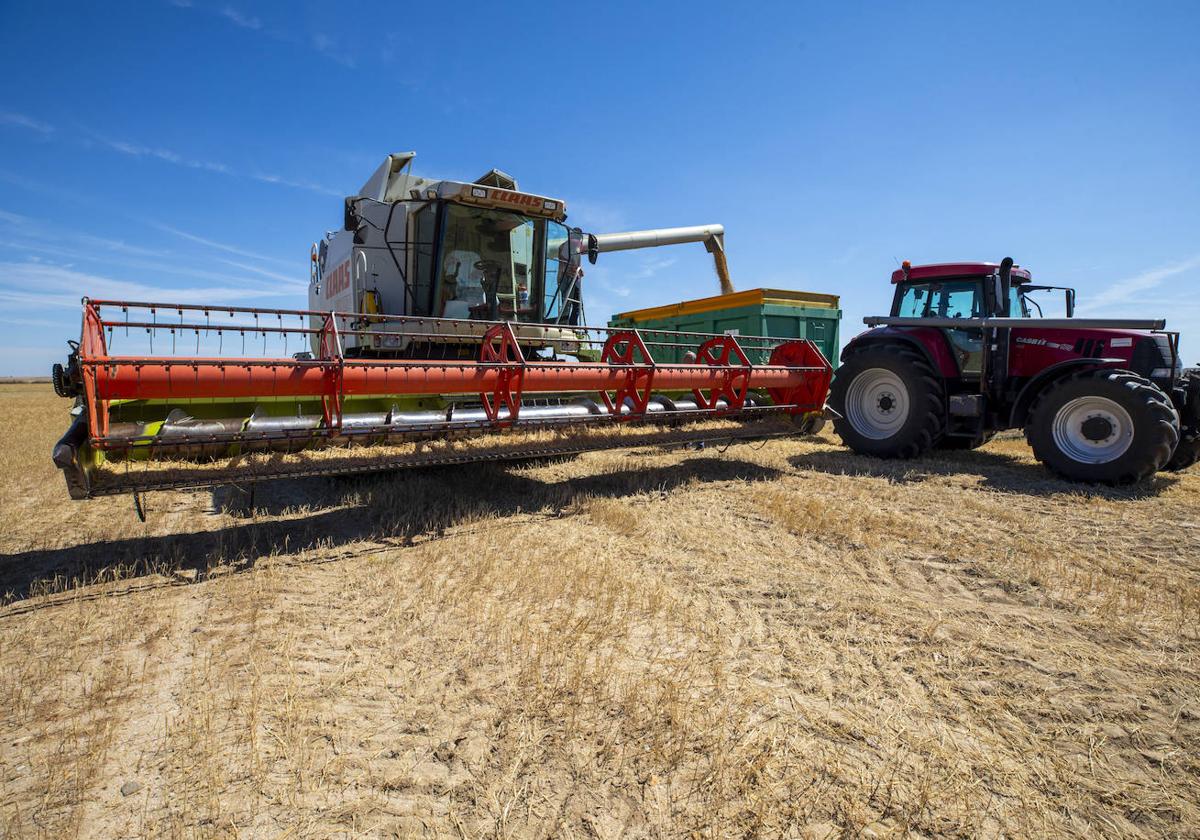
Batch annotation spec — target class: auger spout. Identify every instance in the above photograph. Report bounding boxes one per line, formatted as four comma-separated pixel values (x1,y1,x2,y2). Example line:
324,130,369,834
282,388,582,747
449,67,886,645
588,225,734,295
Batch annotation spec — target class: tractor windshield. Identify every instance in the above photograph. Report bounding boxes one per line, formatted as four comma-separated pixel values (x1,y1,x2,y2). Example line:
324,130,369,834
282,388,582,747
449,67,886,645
895,280,982,319
431,203,572,323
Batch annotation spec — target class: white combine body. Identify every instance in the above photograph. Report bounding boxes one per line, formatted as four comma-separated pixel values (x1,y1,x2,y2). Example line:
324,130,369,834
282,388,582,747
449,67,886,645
308,151,730,357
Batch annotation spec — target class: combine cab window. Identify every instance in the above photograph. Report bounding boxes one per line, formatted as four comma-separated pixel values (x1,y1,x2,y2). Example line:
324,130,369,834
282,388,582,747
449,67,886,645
436,204,542,322
542,220,573,323
411,204,438,315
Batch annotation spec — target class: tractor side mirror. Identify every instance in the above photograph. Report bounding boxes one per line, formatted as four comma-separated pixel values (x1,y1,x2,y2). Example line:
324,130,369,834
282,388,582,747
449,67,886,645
1065,289,1076,318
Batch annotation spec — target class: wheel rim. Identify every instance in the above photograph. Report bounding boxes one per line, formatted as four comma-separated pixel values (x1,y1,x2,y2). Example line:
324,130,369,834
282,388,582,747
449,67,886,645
1051,396,1134,464
845,368,910,440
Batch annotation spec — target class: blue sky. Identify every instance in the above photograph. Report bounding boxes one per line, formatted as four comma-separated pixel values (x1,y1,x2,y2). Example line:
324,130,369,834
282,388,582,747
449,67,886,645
1,0,1198,375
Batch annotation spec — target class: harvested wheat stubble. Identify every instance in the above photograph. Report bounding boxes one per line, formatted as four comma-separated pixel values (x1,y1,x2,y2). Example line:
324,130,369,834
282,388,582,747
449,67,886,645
1,381,1199,839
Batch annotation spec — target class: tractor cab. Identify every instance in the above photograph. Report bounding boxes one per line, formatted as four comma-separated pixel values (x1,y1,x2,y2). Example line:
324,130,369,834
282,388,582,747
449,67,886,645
890,262,1077,322
887,262,1037,378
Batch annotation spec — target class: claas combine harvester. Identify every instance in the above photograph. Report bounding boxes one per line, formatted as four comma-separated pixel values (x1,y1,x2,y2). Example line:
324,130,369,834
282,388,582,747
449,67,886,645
50,152,833,503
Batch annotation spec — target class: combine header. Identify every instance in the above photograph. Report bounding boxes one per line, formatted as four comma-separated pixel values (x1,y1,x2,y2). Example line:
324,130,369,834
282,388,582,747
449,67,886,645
50,152,832,500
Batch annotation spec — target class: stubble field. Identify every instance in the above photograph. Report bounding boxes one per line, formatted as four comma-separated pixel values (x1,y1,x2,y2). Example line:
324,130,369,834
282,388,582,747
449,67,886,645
1,381,1198,838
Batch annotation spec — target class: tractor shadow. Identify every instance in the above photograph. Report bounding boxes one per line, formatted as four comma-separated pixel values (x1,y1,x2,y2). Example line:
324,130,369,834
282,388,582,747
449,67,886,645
787,444,1179,499
0,456,781,604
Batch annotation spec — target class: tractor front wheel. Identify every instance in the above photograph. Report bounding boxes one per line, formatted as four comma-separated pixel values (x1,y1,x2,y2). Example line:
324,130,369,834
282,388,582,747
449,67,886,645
1026,369,1180,484
830,343,945,458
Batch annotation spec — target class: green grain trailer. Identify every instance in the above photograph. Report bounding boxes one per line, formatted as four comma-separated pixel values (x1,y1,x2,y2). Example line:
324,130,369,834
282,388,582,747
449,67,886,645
609,288,841,368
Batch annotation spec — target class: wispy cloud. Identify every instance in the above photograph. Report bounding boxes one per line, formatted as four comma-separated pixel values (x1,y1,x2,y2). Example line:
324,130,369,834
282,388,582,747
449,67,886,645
566,200,627,233
94,134,233,174
219,6,261,29
632,255,677,280
214,258,305,286
311,33,354,68
0,261,294,310
0,110,53,134
90,132,337,195
1078,255,1200,314
170,3,354,69
249,171,341,196
0,212,298,288
153,223,298,269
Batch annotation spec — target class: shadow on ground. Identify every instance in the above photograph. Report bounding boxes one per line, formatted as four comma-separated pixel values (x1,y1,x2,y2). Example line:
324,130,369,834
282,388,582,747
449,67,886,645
788,444,1178,498
1,456,780,602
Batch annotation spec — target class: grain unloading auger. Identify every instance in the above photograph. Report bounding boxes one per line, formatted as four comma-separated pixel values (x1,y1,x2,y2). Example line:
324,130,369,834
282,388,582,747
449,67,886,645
49,152,832,500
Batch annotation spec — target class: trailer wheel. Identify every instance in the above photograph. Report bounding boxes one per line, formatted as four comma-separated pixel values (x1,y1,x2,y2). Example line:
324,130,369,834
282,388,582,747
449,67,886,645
1025,369,1180,484
830,343,945,458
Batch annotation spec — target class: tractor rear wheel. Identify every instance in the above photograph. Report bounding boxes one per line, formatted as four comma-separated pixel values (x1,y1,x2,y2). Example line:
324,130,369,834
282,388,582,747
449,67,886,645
1025,369,1180,484
830,343,945,458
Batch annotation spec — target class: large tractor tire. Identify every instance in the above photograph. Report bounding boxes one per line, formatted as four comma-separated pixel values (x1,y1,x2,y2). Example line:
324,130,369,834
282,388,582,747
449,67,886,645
1025,369,1180,484
829,343,946,458
1165,368,1200,472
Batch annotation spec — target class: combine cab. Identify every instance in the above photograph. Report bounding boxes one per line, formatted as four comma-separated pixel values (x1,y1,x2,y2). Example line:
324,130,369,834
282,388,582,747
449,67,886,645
49,153,832,501
830,258,1199,483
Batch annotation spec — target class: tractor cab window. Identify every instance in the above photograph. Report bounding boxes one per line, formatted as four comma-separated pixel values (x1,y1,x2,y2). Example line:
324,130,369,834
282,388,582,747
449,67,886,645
1009,285,1030,317
895,280,982,319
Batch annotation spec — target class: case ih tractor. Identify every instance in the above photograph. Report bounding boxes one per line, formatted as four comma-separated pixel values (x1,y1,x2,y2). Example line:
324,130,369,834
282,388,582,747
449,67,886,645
830,259,1199,484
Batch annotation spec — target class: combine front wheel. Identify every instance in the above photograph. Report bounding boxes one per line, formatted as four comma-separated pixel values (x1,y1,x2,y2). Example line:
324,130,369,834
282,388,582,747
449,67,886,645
829,343,945,458
1026,369,1180,484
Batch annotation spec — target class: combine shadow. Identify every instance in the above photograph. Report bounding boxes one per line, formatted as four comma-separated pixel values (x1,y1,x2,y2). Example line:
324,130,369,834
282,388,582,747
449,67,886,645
788,445,1178,499
0,456,780,603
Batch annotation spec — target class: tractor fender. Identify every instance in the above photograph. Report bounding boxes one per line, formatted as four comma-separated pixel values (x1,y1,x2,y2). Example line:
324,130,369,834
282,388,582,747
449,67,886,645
1008,357,1122,428
842,326,959,379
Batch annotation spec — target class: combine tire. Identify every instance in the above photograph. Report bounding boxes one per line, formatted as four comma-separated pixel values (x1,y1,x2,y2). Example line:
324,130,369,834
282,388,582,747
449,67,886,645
830,343,945,458
1025,369,1180,484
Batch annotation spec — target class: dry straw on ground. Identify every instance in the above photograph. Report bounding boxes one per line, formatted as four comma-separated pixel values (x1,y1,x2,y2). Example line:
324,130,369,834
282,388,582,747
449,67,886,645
1,382,1198,838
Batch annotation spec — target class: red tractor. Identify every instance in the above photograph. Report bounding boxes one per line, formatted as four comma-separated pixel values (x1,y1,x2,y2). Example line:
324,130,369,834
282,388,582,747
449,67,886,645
829,259,1199,484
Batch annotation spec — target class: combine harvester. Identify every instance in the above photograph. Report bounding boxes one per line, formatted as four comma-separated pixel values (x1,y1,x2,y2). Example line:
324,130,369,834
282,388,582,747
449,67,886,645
50,152,833,504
